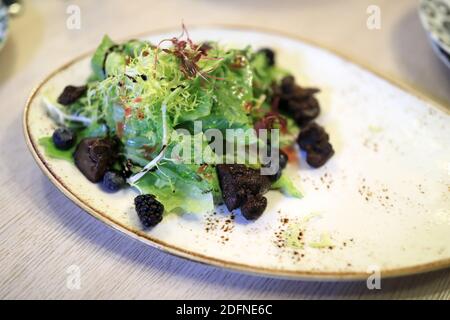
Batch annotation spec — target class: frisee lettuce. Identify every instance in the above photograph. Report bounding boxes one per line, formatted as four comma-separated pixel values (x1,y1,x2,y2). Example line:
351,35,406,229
41,35,302,214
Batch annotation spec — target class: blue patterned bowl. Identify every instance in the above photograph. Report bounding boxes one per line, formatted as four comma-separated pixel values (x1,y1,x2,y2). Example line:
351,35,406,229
419,0,450,54
0,1,8,51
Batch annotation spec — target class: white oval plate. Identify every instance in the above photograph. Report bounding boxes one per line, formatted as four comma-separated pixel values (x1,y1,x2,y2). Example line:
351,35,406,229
24,27,450,280
0,2,8,51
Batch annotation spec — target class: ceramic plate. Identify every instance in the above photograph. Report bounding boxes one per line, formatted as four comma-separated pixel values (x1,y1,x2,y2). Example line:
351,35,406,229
24,27,450,280
0,2,8,51
419,0,450,54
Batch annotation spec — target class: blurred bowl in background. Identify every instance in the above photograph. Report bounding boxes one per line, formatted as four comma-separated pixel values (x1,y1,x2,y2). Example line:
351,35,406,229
0,1,8,52
430,37,450,69
419,0,450,54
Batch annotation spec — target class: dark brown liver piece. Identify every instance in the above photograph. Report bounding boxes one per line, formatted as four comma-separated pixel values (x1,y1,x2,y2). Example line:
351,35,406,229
73,137,117,183
57,85,87,106
297,122,334,168
241,194,267,220
216,164,271,218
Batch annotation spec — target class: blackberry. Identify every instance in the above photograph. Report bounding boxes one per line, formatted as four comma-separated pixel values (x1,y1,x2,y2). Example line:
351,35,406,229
52,127,76,150
269,168,282,182
267,148,289,169
262,149,288,182
257,48,275,66
57,85,87,105
134,194,164,228
279,150,289,169
102,171,125,192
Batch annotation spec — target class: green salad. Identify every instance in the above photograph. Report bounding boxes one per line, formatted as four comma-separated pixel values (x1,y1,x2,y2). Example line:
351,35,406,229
41,27,333,227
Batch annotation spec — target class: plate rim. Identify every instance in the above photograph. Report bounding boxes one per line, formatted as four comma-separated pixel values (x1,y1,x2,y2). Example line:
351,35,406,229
23,24,450,281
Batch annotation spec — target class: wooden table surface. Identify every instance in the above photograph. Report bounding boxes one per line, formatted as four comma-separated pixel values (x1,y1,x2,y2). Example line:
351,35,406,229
0,0,449,299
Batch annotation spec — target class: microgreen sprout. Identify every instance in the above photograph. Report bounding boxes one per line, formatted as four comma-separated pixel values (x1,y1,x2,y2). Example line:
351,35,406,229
153,23,223,81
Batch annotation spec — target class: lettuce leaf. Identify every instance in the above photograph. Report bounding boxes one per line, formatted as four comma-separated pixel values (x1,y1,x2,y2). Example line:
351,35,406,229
57,35,301,214
105,52,126,76
39,137,74,162
91,35,116,80
271,173,302,198
133,162,215,214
